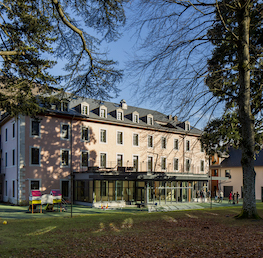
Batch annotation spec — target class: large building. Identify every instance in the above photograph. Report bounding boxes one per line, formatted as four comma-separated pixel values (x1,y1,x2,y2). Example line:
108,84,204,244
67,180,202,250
0,97,208,206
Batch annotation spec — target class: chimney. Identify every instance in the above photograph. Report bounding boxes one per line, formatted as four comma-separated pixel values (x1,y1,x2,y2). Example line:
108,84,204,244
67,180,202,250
173,116,178,122
120,99,128,110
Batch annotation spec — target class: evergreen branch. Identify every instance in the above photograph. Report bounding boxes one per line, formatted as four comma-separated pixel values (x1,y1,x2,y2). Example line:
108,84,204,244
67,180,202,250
216,0,239,41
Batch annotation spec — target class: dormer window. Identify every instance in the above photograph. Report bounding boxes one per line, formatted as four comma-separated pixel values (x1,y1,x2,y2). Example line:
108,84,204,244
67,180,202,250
185,121,190,131
100,105,107,118
133,112,139,123
116,109,124,121
81,104,89,115
61,101,69,112
147,115,153,125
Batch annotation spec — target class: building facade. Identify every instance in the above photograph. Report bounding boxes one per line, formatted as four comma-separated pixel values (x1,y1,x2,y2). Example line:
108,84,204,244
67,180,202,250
0,97,209,205
210,148,263,200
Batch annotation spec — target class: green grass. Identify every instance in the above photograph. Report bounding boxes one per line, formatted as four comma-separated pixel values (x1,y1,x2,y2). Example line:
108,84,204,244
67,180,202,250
1,204,263,257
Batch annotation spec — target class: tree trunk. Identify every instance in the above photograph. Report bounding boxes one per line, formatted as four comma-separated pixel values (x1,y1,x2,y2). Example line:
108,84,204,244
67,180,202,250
236,1,259,219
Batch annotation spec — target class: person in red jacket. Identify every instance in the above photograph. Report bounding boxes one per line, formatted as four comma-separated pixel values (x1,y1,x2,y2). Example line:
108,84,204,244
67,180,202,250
228,191,233,203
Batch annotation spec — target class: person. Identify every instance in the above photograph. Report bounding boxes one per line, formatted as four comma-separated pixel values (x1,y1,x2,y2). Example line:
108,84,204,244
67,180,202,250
200,190,204,202
196,190,200,202
219,190,223,203
207,190,211,201
236,192,240,204
233,192,236,204
203,190,206,202
228,191,232,204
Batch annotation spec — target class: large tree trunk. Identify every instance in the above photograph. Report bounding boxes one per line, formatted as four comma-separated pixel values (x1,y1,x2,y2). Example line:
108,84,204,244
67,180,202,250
237,1,259,219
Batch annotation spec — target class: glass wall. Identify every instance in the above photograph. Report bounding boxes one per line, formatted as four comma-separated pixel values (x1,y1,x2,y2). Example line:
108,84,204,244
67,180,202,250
74,179,207,204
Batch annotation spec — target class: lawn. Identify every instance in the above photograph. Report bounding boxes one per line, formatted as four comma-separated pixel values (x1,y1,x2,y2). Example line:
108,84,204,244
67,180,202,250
1,204,263,257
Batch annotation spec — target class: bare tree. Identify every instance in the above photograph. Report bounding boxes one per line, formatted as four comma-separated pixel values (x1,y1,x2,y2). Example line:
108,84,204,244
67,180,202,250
129,0,263,218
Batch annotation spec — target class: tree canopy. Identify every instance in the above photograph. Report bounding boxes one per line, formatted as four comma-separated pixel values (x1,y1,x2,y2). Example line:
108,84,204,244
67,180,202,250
0,0,126,116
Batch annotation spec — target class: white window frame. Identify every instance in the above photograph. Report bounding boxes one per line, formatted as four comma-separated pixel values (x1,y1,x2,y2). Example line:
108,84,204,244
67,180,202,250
147,156,153,172
117,153,124,167
100,105,107,118
117,109,124,121
81,150,89,167
61,149,70,167
81,126,89,142
100,152,107,168
174,138,179,150
61,123,70,140
12,180,15,198
30,146,41,166
133,133,139,147
173,158,179,172
30,119,41,138
133,112,139,123
99,129,107,144
81,104,89,115
161,136,167,149
147,115,153,125
29,179,41,191
132,155,139,172
147,135,154,148
117,131,124,145
161,157,167,171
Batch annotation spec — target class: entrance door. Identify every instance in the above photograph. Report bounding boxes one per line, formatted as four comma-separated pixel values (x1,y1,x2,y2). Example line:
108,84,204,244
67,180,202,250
61,180,69,200
224,186,233,199
136,187,145,204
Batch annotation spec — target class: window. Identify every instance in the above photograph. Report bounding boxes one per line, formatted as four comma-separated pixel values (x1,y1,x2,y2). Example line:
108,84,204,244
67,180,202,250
12,149,15,166
100,108,107,118
117,154,123,167
148,135,153,148
30,180,40,190
5,152,7,167
12,180,15,198
61,149,70,167
31,147,40,165
12,123,15,138
133,133,139,146
82,105,89,115
100,153,107,168
31,120,40,137
161,157,167,170
186,159,191,172
200,160,204,172
133,155,139,172
133,113,139,123
81,126,89,141
117,131,123,145
186,123,190,131
174,139,179,150
174,158,179,171
117,110,123,120
161,137,167,149
147,115,153,125
81,151,89,167
61,101,69,112
100,129,107,143
5,128,7,142
147,156,153,172
61,124,70,140
225,170,231,178
186,140,190,151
